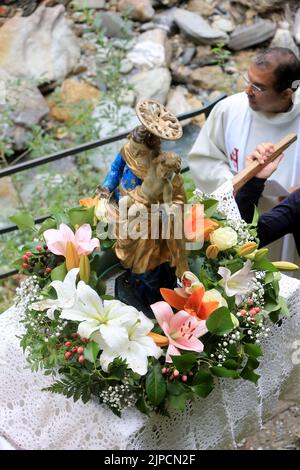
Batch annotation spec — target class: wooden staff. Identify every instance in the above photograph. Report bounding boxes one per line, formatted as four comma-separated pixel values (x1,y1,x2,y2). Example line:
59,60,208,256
232,133,297,193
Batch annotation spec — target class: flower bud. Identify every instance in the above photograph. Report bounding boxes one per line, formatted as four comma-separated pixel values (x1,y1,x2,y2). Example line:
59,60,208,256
206,244,219,259
79,254,91,284
237,242,258,256
272,261,299,271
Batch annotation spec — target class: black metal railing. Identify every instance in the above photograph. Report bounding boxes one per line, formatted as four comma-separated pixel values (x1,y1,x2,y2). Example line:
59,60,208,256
0,94,226,279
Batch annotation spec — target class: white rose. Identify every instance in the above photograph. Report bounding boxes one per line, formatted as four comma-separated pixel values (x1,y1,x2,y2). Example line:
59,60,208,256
95,198,109,223
210,227,238,251
203,289,228,308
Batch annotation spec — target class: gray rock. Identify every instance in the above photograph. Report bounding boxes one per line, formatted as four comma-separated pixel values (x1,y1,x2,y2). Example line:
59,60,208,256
157,0,179,6
129,67,171,104
271,22,299,58
153,7,178,33
166,86,192,126
186,0,215,18
174,8,229,45
170,61,190,84
117,0,155,22
294,8,300,46
0,68,49,149
127,29,171,70
181,46,196,65
228,19,276,51
89,102,139,171
212,18,235,33
0,5,80,83
72,0,105,9
94,11,133,38
233,0,285,14
120,58,134,74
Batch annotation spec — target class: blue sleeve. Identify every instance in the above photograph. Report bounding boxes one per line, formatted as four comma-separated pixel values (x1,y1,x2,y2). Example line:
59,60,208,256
236,178,300,253
235,177,266,223
102,152,126,192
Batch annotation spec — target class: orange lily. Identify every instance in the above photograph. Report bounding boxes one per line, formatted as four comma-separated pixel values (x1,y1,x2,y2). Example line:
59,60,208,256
160,286,219,321
79,197,98,208
184,203,219,242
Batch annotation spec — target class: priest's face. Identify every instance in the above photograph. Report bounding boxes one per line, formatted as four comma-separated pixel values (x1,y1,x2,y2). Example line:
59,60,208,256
245,63,292,113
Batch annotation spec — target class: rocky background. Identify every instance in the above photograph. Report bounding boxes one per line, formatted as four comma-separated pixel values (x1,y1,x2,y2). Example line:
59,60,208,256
1,0,300,448
0,1,300,255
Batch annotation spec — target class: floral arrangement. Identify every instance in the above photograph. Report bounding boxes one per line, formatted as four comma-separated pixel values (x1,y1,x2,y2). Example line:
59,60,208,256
13,192,295,417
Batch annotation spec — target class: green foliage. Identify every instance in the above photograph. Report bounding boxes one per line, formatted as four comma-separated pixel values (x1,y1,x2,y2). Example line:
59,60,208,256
145,362,166,406
206,307,239,336
211,43,231,67
44,368,93,404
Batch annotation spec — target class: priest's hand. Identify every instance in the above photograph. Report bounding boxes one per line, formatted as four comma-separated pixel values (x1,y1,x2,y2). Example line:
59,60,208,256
245,143,284,179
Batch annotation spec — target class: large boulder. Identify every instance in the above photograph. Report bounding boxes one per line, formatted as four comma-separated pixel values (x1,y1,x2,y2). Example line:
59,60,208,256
271,22,299,58
127,29,172,70
0,5,80,83
228,19,276,51
129,67,171,104
174,8,229,45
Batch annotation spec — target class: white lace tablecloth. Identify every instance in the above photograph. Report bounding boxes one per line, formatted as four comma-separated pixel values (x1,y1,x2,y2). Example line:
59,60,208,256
1,273,300,450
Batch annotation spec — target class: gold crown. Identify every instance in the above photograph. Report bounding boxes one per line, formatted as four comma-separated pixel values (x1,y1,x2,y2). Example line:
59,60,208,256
135,99,183,140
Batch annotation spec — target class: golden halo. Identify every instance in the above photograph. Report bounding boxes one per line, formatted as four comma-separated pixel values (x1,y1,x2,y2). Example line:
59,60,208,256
136,99,183,140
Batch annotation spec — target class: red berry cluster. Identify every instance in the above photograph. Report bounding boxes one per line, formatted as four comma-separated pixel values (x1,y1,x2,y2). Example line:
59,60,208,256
161,366,193,383
21,245,56,277
64,333,88,363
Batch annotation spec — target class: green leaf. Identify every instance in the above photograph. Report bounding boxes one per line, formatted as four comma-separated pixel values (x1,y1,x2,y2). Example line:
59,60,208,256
90,249,120,277
9,211,35,231
38,217,57,235
251,205,259,226
203,198,219,217
264,272,275,284
107,357,127,380
145,363,166,406
222,359,239,370
211,366,240,378
206,307,239,336
190,384,213,397
50,262,67,281
192,370,213,386
253,258,278,272
167,381,187,396
84,341,100,363
68,206,95,227
167,393,188,411
135,395,151,415
244,343,263,358
171,353,200,374
240,367,260,384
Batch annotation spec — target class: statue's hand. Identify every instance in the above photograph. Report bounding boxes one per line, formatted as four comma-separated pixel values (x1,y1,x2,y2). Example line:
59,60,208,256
95,185,110,199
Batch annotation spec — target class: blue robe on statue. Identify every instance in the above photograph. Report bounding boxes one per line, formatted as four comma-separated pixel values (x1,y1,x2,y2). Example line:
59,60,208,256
102,152,142,202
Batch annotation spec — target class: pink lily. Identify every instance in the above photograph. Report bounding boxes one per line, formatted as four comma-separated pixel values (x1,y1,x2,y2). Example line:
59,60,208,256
44,223,100,257
151,301,208,362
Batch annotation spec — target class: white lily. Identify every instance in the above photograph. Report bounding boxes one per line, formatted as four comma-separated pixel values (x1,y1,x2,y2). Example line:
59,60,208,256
60,281,139,350
218,260,255,304
29,268,79,320
100,313,162,376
